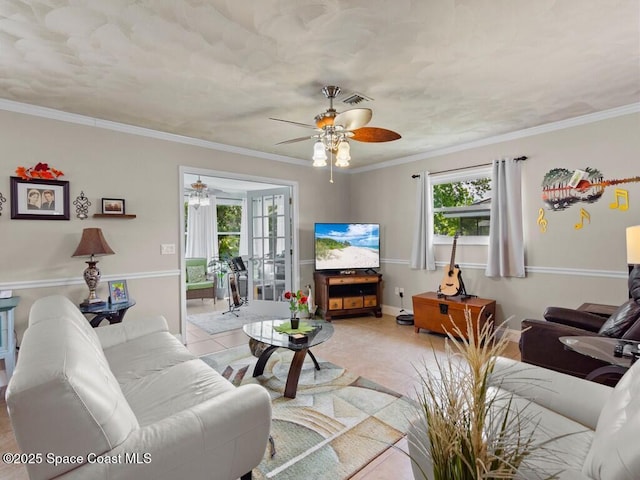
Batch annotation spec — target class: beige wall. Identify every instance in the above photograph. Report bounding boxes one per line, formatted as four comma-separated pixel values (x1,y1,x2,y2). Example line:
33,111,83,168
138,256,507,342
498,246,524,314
350,112,640,328
1,107,638,340
0,109,349,340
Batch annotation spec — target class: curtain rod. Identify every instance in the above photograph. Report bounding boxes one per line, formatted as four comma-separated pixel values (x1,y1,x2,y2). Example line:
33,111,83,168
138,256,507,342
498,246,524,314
411,156,527,178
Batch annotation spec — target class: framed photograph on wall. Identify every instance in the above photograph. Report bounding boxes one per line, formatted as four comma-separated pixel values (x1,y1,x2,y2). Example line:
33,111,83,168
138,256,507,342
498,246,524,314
10,177,70,220
108,280,129,304
102,198,125,215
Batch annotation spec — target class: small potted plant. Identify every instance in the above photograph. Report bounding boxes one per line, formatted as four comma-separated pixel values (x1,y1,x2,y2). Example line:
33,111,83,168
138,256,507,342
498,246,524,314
283,290,309,329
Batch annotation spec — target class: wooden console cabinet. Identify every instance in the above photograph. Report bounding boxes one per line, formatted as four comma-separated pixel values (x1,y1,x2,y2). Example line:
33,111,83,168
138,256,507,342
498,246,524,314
314,271,383,321
412,291,496,339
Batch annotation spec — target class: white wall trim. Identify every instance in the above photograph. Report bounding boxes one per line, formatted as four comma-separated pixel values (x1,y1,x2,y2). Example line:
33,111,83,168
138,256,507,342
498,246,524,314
0,269,180,290
1,98,638,175
377,259,628,280
353,103,640,173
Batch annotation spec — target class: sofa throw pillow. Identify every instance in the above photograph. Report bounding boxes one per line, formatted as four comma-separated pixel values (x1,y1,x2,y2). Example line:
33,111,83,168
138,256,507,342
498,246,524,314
187,265,206,283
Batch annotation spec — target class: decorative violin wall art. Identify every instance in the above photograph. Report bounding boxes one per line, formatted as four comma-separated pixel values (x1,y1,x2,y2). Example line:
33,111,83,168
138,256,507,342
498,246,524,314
539,167,639,232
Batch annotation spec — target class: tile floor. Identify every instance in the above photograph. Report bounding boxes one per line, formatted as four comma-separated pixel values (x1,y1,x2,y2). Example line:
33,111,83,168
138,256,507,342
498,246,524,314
0,298,521,480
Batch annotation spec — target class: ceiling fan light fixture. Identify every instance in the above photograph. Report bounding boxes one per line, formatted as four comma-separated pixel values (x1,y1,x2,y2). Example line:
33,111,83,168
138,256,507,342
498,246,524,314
335,140,351,167
312,140,328,166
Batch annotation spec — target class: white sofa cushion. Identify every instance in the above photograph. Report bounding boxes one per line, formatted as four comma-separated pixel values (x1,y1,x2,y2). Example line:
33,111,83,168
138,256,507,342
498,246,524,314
582,358,640,479
6,313,139,480
102,333,236,426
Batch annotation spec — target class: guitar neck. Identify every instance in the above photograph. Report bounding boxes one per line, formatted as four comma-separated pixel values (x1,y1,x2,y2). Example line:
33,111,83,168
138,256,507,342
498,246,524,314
449,235,459,270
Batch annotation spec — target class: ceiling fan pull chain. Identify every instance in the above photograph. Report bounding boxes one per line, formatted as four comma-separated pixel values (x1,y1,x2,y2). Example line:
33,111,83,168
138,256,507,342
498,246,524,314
330,150,334,184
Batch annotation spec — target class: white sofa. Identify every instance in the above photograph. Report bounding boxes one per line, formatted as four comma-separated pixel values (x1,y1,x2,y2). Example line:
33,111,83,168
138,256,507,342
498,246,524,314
6,295,272,480
408,356,639,479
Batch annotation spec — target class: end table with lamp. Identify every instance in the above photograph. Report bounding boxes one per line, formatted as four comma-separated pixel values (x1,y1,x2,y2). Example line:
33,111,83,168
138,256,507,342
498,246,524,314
71,227,115,306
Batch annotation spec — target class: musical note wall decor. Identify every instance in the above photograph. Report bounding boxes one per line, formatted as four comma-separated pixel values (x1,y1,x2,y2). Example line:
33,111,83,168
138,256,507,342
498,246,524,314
536,208,548,233
609,188,629,211
541,167,639,211
574,208,591,230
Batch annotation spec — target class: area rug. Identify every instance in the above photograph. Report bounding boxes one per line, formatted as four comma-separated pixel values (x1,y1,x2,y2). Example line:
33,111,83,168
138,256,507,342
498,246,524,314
201,345,415,480
187,309,275,335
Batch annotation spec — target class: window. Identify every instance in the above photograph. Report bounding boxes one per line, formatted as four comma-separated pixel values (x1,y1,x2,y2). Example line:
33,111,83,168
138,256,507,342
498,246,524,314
432,166,492,243
216,200,242,258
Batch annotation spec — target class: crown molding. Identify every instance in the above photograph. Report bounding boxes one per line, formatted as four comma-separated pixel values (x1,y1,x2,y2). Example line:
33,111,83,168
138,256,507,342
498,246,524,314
1,98,637,174
353,102,640,173
0,98,309,168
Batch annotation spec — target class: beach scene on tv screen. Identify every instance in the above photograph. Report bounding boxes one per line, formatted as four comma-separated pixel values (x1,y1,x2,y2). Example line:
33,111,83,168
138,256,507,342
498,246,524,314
315,223,380,270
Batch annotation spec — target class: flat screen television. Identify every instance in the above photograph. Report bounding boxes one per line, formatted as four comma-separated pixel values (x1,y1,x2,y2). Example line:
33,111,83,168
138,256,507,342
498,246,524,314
314,223,380,271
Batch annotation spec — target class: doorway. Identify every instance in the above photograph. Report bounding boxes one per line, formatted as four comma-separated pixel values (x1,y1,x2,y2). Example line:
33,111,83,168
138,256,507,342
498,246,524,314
179,167,298,340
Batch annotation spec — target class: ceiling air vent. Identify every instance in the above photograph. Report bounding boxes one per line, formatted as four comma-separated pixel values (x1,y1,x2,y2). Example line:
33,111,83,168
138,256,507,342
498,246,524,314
341,91,373,105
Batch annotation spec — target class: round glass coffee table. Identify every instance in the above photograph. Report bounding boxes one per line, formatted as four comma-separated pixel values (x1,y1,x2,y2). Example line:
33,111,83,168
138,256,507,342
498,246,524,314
243,319,334,398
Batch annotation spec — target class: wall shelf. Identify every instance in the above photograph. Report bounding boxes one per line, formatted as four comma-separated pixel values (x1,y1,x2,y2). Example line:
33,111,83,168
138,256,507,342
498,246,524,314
93,214,137,219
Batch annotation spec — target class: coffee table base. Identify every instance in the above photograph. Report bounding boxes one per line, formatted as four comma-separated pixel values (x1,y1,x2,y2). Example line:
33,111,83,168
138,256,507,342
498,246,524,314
253,346,321,399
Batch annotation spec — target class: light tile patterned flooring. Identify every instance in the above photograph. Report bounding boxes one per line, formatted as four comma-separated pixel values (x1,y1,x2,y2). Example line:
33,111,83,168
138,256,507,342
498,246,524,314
0,298,520,480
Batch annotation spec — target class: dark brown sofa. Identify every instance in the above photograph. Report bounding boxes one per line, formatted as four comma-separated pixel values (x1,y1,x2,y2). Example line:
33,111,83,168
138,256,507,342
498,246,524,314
520,266,640,383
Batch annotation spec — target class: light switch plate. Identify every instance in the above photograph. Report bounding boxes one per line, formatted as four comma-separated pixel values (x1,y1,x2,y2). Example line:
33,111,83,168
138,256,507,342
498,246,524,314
161,244,176,255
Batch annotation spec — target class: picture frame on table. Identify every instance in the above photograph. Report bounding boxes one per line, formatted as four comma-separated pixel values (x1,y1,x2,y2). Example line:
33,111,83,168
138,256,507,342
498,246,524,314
108,280,129,304
102,198,125,215
10,177,70,220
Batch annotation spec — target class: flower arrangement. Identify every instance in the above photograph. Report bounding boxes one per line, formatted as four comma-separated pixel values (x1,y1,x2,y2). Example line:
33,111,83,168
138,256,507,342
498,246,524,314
283,290,309,318
15,163,64,180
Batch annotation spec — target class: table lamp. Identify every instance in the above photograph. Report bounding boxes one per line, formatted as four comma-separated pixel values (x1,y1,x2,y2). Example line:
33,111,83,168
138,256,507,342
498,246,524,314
72,228,115,305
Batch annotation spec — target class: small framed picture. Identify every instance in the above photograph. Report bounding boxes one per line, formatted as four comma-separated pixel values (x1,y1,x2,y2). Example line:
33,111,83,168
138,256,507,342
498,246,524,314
108,280,129,304
10,177,70,220
102,198,125,215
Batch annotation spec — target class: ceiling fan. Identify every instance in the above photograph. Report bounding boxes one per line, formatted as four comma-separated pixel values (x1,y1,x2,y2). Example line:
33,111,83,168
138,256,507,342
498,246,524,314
270,86,401,177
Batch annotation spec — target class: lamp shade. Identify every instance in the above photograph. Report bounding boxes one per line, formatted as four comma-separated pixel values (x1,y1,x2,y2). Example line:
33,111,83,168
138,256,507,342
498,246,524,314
335,140,351,167
312,141,328,166
72,228,115,257
627,225,640,264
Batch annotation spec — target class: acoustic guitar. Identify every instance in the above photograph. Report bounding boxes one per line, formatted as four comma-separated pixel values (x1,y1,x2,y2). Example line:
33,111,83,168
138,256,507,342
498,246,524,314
439,232,461,297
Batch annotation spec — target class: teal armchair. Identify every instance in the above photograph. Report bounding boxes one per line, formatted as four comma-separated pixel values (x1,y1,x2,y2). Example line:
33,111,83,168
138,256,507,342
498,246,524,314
185,257,216,302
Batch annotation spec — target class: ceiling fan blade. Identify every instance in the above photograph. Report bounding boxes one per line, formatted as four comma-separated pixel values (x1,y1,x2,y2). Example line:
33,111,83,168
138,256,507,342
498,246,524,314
334,108,372,131
350,127,401,143
269,117,317,129
275,135,316,145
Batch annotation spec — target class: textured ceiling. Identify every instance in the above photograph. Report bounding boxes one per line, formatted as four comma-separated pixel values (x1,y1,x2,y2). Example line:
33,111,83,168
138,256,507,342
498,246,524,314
0,1,639,168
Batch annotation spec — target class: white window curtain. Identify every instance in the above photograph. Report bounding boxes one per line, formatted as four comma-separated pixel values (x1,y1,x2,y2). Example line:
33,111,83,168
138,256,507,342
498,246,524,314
239,197,248,256
186,196,218,263
485,159,525,277
410,171,436,270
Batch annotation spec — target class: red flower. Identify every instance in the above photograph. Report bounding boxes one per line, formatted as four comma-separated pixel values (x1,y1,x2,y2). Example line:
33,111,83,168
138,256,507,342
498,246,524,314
284,291,292,300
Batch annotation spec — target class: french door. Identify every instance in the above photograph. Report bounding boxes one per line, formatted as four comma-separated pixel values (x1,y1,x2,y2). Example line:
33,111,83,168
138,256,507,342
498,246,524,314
246,187,292,313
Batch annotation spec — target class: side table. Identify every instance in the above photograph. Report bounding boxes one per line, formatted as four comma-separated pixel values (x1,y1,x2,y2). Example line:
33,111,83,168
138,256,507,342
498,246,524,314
79,299,136,328
412,292,496,339
559,335,636,383
0,296,19,380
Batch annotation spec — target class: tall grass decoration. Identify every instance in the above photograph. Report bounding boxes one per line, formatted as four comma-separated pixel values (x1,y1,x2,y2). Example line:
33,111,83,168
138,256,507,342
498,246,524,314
410,308,558,480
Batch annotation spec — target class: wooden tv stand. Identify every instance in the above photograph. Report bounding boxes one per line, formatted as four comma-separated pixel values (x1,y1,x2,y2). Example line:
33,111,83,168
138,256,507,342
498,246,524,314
313,271,383,321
